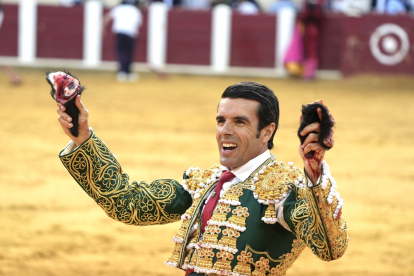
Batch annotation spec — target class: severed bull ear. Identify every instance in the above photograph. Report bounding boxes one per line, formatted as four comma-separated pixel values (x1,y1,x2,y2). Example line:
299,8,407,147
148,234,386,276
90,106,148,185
45,71,85,137
297,102,334,158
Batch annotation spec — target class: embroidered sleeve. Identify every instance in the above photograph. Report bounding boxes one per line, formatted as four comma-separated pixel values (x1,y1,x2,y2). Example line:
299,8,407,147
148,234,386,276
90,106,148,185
283,161,349,261
59,131,192,226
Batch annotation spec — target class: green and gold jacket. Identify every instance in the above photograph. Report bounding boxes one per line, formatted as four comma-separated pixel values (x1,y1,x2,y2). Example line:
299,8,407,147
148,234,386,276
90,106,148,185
60,131,349,276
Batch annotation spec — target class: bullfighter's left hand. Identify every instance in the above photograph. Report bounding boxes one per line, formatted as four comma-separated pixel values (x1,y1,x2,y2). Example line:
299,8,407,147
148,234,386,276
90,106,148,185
298,100,335,185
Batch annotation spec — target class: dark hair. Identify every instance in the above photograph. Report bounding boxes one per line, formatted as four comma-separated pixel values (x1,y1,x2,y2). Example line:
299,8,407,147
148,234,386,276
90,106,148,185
221,82,279,150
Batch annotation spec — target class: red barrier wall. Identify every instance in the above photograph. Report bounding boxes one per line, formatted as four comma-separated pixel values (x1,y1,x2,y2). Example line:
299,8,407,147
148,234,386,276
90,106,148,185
1,4,413,76
230,13,276,68
0,5,19,57
167,9,211,65
318,13,414,75
340,14,414,75
36,5,84,59
318,14,345,70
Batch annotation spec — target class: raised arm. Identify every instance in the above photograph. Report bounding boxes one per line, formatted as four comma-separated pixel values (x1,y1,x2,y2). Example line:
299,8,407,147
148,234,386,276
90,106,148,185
56,91,192,226
282,100,348,261
283,162,348,261
59,131,192,226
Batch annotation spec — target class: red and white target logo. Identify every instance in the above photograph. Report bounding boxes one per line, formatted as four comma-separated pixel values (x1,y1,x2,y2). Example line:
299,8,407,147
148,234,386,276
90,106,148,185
369,23,410,66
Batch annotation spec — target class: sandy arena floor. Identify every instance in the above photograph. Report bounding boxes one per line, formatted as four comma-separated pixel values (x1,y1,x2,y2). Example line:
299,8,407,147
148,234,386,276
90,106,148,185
0,68,413,276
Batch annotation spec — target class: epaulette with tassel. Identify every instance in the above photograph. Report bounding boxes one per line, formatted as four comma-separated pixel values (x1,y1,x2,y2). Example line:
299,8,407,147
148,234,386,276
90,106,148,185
251,161,306,224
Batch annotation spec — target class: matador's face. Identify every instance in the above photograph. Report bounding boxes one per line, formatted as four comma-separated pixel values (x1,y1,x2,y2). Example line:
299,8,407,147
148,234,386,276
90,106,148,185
215,98,270,170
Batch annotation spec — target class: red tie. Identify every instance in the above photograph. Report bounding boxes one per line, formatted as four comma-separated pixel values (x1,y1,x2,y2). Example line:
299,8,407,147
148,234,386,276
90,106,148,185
185,171,235,276
201,171,235,234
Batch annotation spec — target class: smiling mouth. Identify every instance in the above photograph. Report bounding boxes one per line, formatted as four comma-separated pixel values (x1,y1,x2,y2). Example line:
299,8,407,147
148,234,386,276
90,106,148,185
223,143,237,151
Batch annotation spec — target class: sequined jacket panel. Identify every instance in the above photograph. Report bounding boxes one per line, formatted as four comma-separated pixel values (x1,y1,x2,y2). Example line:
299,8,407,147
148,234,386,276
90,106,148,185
166,157,349,275
59,131,349,276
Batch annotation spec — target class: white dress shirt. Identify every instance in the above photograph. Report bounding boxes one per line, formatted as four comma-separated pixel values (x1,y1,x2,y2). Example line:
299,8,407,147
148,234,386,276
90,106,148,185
110,4,142,38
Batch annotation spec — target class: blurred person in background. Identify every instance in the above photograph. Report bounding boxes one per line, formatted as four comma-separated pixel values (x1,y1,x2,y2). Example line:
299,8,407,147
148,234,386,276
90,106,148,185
103,0,143,82
284,0,323,81
0,2,22,85
268,0,298,13
298,0,323,81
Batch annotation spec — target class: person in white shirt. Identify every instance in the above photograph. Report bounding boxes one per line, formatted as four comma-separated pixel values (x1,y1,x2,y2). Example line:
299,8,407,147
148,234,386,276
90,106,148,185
103,0,143,82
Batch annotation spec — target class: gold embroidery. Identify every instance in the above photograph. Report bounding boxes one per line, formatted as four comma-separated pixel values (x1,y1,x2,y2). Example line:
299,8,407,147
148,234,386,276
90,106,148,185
196,248,215,270
233,250,253,275
200,201,246,255
263,204,277,221
290,181,349,261
245,245,279,262
210,202,231,223
173,219,191,242
218,227,239,251
60,134,182,226
189,248,198,267
271,239,306,275
63,136,347,276
252,257,270,276
227,206,249,231
183,248,194,268
183,165,222,195
237,156,277,190
185,176,247,272
213,250,234,273
166,154,348,274
232,240,307,276
219,186,244,205
165,242,184,266
252,161,303,205
200,225,221,247
241,245,280,276
312,184,349,260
